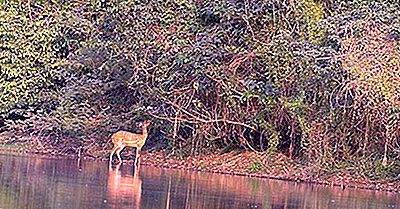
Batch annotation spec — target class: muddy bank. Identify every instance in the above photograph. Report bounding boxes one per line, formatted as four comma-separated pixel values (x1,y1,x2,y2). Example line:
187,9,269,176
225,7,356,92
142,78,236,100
138,151,400,193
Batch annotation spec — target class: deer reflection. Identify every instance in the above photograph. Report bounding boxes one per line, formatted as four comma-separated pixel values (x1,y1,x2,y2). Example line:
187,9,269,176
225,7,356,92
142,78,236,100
107,164,142,208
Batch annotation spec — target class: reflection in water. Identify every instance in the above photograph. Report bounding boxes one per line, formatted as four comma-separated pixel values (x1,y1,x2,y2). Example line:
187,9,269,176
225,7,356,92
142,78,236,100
107,164,142,209
0,153,399,209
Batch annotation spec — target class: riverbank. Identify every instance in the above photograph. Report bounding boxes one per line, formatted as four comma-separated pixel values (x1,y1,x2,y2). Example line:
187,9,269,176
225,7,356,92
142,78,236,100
139,151,400,193
0,142,399,193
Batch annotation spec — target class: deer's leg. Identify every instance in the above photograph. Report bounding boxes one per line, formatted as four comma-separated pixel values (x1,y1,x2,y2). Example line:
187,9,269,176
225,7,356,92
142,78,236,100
115,145,125,164
135,148,142,167
109,145,119,168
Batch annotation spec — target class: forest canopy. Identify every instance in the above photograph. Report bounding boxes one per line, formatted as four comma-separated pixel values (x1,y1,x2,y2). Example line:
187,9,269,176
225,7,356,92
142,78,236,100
0,0,399,178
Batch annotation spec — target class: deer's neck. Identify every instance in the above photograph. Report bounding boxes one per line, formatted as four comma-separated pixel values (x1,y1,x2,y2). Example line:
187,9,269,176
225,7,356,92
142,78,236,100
142,125,149,138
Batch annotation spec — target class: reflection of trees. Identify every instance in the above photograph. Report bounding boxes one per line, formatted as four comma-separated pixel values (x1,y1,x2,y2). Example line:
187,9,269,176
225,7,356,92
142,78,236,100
0,154,110,209
139,168,400,209
0,155,53,208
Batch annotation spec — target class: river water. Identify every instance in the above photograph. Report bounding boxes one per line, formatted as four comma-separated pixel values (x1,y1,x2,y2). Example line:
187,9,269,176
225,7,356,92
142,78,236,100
0,153,398,209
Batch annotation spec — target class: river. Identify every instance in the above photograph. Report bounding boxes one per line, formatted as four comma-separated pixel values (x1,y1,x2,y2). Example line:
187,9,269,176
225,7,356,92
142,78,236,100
0,153,398,209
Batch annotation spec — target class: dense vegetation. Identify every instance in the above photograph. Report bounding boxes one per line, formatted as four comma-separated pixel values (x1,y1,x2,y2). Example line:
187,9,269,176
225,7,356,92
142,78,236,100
1,1,399,180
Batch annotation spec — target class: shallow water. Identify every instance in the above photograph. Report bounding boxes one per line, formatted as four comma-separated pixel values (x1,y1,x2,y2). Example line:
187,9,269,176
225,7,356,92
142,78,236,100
0,153,399,209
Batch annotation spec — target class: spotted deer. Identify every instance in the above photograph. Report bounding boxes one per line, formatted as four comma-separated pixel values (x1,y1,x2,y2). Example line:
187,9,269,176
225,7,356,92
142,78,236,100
109,120,152,167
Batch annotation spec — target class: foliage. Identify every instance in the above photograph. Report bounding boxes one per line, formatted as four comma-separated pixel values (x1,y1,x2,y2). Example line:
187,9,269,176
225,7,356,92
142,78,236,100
0,0,399,178
247,159,266,173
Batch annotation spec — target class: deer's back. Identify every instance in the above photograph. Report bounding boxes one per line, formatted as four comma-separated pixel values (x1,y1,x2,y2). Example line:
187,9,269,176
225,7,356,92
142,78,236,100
111,131,145,146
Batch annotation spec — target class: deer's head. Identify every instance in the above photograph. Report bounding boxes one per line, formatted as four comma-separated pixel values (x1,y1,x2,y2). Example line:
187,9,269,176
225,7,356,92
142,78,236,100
143,120,152,127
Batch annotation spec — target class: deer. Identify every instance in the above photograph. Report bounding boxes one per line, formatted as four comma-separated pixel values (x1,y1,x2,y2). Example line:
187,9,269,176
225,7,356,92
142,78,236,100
109,120,152,168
